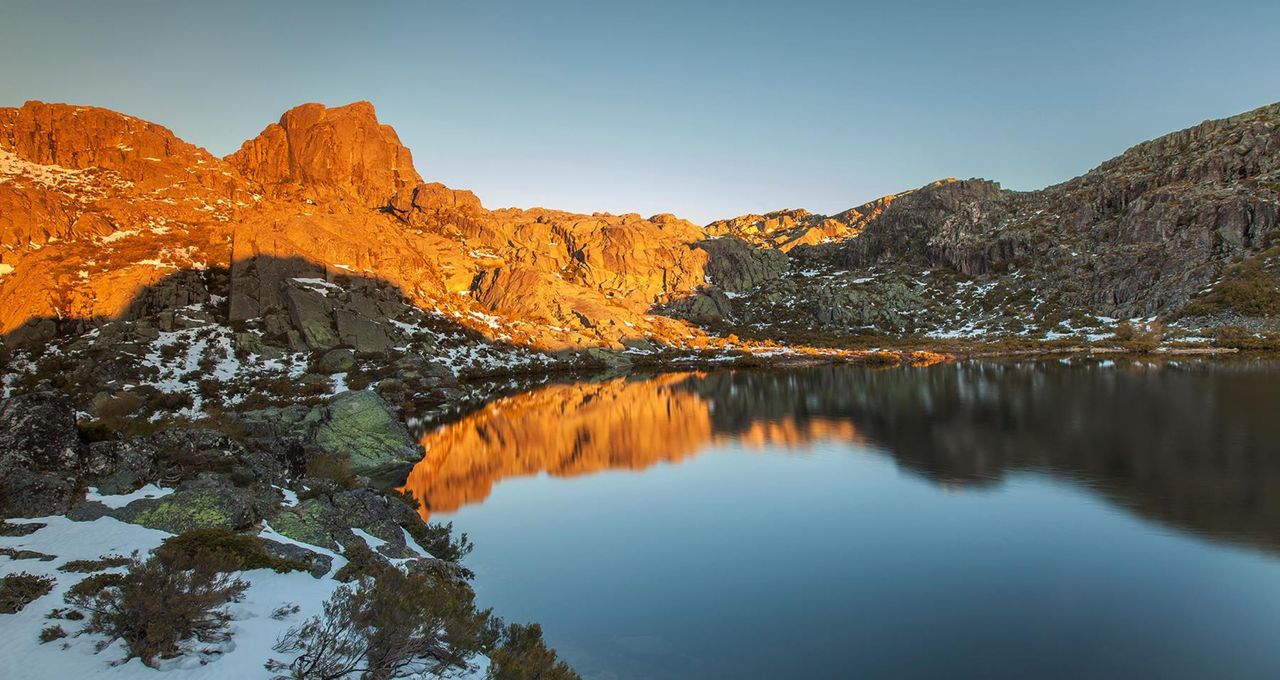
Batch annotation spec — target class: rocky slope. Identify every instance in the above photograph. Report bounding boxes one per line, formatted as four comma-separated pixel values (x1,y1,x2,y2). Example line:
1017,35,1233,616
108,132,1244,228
686,103,1280,339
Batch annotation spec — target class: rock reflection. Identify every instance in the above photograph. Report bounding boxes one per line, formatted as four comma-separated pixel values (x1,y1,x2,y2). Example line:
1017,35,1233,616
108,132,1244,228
399,372,861,519
401,360,1280,553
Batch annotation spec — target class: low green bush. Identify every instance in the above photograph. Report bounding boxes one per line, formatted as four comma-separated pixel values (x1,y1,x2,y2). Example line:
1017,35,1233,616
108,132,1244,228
268,561,500,679
490,622,582,680
59,555,132,573
1212,326,1280,351
1181,252,1280,318
155,528,308,574
305,454,359,490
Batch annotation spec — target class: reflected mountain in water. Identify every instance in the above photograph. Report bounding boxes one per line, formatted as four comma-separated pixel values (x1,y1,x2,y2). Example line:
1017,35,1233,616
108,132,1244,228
401,360,1280,553
400,373,860,519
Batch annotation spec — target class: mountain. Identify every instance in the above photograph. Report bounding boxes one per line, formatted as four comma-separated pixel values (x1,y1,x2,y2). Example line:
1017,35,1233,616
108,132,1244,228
0,100,759,357
2,97,1278,425
678,103,1280,339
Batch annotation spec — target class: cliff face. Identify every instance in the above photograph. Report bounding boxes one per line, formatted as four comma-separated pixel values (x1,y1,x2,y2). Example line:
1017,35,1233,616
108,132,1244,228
227,101,422,208
827,104,1280,316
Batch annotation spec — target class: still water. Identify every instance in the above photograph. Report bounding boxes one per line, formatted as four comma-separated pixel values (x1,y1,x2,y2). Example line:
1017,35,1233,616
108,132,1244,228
402,360,1280,679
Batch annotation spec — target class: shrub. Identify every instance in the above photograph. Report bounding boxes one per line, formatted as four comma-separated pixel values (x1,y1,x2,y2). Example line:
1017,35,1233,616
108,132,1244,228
490,622,582,680
39,624,67,644
66,554,247,667
1212,326,1280,351
155,528,308,574
154,443,236,480
404,521,474,566
0,572,56,613
1111,321,1136,342
1111,320,1163,352
93,391,144,421
268,563,495,679
271,603,301,620
1180,255,1280,318
59,555,132,573
46,607,85,621
333,541,385,583
198,378,224,400
65,573,125,602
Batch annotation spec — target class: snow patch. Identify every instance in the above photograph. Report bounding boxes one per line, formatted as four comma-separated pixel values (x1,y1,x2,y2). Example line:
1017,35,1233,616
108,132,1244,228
84,484,174,509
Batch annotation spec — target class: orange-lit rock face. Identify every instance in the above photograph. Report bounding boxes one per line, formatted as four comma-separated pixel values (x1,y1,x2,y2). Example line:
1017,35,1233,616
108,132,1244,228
400,373,865,519
0,100,723,350
227,101,422,208
0,102,249,335
704,189,921,251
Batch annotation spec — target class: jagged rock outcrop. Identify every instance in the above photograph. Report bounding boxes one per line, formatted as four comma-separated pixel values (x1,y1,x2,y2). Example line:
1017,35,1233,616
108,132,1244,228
227,101,422,207
697,236,789,291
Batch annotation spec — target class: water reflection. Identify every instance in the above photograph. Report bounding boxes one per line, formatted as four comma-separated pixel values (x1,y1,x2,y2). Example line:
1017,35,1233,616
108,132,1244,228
400,373,862,519
401,359,1280,553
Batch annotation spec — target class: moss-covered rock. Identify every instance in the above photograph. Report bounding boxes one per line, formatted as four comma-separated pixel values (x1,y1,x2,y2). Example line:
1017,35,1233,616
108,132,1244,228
116,485,259,533
313,391,421,482
267,498,340,551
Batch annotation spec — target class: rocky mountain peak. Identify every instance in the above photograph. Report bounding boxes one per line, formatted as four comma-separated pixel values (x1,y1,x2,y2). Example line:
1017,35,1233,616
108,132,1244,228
226,101,422,207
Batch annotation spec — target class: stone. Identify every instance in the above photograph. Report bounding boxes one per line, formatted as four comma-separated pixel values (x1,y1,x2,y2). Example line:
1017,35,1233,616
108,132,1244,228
266,489,434,564
584,348,633,369
259,537,334,578
312,391,422,483
662,289,734,323
334,310,393,355
316,348,357,373
0,391,84,518
83,439,157,495
114,483,261,533
285,287,338,349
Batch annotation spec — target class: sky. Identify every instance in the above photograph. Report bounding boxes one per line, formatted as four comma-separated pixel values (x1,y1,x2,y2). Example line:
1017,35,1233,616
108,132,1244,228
3,0,1279,225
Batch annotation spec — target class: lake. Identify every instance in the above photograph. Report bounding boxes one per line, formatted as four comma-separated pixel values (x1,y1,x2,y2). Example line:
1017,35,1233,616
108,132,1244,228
402,359,1280,679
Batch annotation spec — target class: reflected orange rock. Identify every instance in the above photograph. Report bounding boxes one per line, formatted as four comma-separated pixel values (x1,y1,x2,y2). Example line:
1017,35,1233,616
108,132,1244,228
400,372,864,520
735,419,863,449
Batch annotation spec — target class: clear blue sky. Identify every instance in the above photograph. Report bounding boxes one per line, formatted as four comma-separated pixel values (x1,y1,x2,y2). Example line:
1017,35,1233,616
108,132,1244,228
4,0,1278,224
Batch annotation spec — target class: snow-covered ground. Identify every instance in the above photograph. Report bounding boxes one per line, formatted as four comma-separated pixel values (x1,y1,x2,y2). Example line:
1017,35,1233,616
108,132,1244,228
0,502,488,678
0,514,344,678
